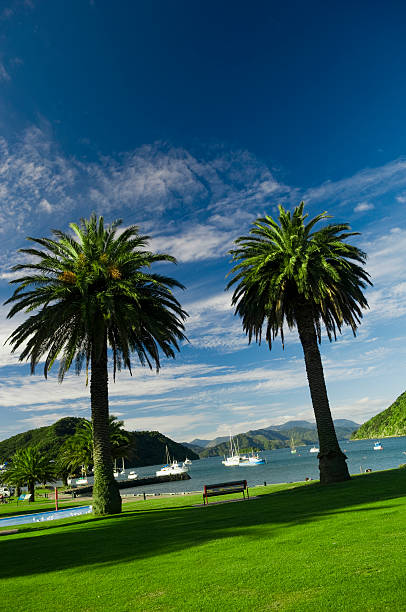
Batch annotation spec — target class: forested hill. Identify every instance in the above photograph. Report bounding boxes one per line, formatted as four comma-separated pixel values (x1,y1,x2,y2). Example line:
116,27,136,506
351,391,406,439
0,417,198,466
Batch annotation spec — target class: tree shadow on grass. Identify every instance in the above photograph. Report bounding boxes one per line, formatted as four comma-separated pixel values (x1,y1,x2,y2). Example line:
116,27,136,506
1,469,405,580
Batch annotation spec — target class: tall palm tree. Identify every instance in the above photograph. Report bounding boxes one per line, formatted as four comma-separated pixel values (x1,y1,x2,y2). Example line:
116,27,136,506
227,203,371,484
5,215,188,514
4,447,55,501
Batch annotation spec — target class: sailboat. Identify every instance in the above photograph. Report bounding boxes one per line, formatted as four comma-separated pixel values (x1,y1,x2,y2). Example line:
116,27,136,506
113,457,126,479
156,446,189,476
290,437,297,454
222,434,248,466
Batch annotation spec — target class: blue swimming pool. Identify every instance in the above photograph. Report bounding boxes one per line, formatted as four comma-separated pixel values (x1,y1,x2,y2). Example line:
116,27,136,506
0,505,92,528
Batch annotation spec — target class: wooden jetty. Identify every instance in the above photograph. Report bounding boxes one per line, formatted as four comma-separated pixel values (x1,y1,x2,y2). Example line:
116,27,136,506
65,472,191,496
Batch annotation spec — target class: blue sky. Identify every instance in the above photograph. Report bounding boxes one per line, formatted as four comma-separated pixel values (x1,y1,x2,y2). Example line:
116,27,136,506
1,1,406,443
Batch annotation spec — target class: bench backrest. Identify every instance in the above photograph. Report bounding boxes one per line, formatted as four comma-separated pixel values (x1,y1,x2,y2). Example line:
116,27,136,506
204,480,247,494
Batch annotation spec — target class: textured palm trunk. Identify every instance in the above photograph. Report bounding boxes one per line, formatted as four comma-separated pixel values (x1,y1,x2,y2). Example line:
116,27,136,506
28,481,35,501
90,334,122,515
295,304,350,484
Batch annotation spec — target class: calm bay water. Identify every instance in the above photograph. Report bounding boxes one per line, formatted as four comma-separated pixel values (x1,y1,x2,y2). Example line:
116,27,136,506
120,436,406,495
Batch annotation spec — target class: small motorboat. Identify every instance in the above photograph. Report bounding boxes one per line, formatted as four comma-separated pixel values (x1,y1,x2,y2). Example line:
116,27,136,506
128,471,138,480
373,441,383,451
309,446,319,453
242,452,265,465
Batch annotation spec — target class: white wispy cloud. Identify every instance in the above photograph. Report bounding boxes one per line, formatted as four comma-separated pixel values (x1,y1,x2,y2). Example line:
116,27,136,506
149,224,235,262
0,61,10,82
39,198,53,213
304,158,406,205
0,128,288,270
0,126,76,247
331,396,391,424
354,201,374,213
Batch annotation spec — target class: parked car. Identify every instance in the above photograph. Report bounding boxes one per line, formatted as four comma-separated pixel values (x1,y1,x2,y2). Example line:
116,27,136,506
0,486,14,497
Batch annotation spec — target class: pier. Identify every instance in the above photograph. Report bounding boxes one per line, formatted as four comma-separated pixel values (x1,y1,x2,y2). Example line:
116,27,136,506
65,472,191,496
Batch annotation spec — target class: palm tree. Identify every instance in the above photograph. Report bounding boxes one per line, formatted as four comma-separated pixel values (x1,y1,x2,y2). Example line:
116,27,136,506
5,215,188,514
4,447,55,501
227,203,371,484
58,416,131,477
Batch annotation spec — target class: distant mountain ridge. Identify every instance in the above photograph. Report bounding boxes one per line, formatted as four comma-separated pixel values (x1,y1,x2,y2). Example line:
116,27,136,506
351,391,406,439
0,417,199,467
183,419,360,457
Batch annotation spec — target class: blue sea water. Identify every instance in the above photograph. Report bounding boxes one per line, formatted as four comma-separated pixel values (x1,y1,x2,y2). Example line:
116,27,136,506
120,436,406,495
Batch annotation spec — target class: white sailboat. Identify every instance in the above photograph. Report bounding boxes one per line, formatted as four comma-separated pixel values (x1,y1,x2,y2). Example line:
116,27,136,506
156,446,189,476
222,434,248,466
114,457,126,479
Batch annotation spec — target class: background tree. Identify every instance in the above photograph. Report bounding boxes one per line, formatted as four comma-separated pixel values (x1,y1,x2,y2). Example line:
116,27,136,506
5,215,187,514
58,416,131,478
227,202,371,484
4,447,55,501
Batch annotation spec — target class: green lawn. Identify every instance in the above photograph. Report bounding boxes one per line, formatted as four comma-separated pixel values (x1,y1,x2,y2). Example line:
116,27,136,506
1,470,405,611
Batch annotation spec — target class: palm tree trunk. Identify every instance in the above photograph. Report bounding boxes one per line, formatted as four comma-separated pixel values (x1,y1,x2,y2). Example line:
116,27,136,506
28,481,35,502
295,304,350,484
90,333,122,515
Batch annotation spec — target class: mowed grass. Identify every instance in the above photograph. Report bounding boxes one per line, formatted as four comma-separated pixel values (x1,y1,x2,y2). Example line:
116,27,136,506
1,470,405,612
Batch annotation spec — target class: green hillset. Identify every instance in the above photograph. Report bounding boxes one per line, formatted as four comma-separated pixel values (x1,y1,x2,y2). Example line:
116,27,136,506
351,390,406,439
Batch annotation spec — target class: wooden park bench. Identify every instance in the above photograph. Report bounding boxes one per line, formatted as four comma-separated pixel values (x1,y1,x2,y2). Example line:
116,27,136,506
203,480,249,505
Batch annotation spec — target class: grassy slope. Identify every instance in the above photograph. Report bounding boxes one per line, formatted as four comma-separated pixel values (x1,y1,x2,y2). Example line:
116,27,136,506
0,470,405,611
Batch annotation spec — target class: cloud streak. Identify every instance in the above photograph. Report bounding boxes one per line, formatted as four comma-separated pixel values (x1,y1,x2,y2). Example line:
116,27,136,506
304,158,406,206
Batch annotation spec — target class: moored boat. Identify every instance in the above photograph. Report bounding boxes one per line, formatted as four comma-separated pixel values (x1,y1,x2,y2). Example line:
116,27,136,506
114,457,126,479
156,446,189,476
373,441,383,451
76,477,88,485
222,434,248,466
245,452,265,465
309,446,319,453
